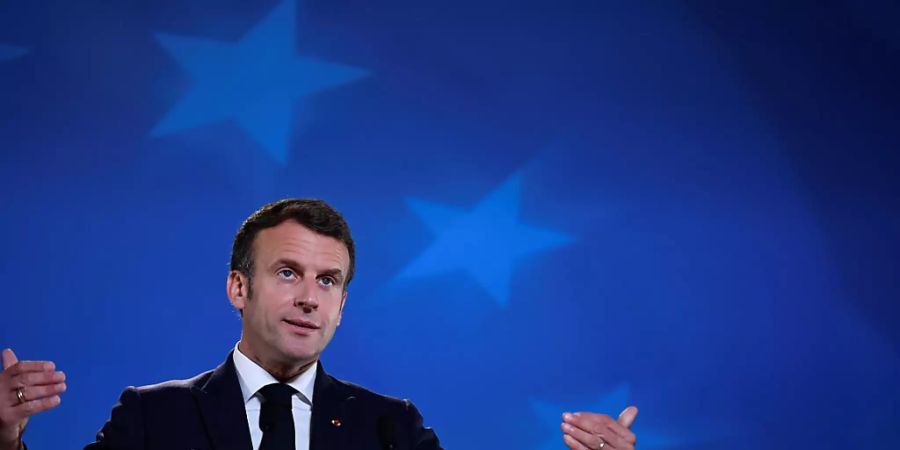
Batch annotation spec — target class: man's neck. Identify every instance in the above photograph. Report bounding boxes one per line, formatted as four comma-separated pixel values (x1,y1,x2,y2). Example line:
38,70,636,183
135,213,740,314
236,340,315,382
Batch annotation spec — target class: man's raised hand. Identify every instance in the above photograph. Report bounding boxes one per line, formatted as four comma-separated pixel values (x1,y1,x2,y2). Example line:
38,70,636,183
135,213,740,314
0,349,66,450
561,406,638,450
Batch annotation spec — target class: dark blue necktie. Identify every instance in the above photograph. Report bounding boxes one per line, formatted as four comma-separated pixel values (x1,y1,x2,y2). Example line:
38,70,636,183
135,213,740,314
258,383,297,450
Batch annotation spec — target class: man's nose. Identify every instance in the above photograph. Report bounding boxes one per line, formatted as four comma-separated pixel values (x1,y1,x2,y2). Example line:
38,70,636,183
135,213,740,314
294,278,319,311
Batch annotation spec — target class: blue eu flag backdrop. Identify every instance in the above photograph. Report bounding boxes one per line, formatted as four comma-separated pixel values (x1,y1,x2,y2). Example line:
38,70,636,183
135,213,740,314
1,0,899,448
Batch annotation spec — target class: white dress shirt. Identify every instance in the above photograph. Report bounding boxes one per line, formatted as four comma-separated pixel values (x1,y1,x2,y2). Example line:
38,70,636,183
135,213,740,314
233,343,317,450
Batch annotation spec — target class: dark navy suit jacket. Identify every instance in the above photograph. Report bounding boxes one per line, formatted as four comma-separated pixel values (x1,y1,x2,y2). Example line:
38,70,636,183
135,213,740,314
81,353,442,450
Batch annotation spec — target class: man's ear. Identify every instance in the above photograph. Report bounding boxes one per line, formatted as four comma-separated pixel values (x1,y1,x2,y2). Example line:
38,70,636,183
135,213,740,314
337,291,347,326
227,270,250,312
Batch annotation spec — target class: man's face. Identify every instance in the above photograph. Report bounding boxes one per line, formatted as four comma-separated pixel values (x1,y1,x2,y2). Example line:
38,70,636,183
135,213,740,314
229,220,349,368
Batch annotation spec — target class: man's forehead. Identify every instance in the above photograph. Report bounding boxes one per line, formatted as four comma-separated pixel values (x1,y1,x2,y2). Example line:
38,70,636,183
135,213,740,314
254,220,349,265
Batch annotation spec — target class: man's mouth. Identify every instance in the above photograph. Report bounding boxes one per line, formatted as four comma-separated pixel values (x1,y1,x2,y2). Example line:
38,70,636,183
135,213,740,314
283,318,320,334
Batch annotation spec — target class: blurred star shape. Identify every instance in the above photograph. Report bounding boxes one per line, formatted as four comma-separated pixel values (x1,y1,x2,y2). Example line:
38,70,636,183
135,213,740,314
398,173,575,307
0,44,28,61
151,0,368,163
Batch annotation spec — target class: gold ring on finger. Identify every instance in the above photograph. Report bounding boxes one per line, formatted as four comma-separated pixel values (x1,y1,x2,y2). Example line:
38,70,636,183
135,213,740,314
598,438,606,449
15,387,26,404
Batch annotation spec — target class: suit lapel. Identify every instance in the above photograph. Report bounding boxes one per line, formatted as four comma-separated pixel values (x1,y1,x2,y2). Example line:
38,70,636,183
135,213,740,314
192,352,253,450
309,362,353,450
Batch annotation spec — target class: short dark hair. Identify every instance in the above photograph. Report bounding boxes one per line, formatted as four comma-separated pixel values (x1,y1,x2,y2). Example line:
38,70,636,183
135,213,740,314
230,198,355,289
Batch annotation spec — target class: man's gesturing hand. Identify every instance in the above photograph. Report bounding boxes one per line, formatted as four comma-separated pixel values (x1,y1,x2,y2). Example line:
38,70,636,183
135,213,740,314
0,349,66,450
561,406,638,450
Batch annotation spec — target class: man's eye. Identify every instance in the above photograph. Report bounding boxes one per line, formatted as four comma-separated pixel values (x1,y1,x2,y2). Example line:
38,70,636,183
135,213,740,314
318,277,335,286
278,269,296,279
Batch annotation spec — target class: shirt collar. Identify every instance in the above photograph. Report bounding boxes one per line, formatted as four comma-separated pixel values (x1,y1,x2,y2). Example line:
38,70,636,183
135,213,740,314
232,342,317,406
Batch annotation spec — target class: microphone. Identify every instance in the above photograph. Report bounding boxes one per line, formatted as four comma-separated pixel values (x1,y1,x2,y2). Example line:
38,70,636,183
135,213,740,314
377,415,397,450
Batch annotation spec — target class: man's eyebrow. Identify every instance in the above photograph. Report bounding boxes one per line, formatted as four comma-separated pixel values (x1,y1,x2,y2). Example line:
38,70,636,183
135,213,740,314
272,259,343,278
318,268,344,280
271,258,302,270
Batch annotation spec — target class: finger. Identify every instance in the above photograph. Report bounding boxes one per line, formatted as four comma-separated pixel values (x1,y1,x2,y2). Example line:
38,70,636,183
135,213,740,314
604,416,636,445
566,412,635,446
617,406,638,429
8,395,61,422
564,412,611,435
562,421,622,450
12,371,66,388
17,383,66,405
563,433,592,450
5,361,56,377
1,349,17,371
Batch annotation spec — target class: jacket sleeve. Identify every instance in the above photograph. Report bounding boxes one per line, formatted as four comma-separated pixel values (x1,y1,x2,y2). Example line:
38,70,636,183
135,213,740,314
403,400,443,450
83,387,146,450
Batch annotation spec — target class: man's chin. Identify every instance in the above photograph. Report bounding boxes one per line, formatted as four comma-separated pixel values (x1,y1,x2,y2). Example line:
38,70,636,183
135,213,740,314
276,347,319,366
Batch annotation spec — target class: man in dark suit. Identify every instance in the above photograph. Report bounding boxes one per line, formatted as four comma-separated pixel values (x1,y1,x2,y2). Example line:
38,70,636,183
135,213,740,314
0,199,638,450
82,354,438,449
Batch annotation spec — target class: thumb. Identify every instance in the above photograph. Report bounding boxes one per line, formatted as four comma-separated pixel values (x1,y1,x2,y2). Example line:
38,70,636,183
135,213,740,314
617,406,639,429
2,348,18,371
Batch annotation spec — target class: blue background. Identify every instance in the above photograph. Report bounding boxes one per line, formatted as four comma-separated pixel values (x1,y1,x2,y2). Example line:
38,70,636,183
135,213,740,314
2,0,899,448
